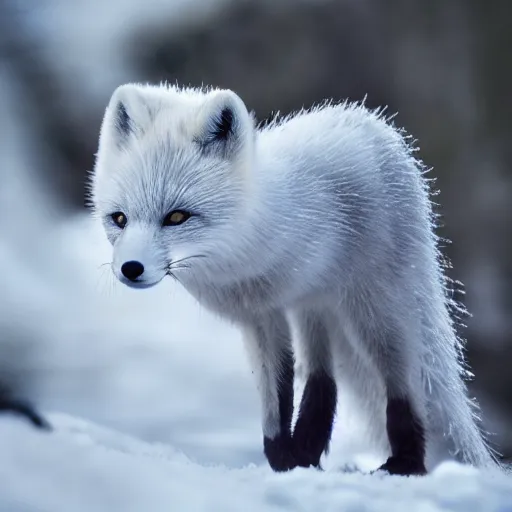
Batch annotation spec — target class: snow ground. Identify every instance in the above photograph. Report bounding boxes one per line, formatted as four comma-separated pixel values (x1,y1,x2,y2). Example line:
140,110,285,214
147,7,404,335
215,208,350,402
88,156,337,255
0,413,511,512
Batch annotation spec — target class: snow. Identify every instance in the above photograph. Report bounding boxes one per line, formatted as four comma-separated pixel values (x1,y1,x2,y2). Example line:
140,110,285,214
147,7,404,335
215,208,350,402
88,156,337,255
0,414,511,512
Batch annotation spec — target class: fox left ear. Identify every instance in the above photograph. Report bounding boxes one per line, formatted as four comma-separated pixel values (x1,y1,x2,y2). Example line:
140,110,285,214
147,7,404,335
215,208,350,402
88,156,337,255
199,91,252,158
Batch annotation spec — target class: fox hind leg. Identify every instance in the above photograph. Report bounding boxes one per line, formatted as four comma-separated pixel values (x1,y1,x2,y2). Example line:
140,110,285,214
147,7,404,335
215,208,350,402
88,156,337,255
378,393,427,476
360,323,427,476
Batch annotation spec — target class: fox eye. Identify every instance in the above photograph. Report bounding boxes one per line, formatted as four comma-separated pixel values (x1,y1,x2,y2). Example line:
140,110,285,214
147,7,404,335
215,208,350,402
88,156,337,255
163,210,191,227
111,211,127,228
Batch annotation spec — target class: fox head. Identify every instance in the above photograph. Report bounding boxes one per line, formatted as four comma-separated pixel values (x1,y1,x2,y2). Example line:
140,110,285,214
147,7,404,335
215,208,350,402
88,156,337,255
90,83,256,290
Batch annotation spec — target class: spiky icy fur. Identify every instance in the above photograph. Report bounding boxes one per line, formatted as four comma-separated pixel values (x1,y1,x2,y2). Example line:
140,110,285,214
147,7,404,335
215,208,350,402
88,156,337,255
90,82,499,473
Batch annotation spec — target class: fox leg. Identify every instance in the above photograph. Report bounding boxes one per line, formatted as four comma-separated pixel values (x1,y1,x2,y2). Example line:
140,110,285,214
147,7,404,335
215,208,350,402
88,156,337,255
292,311,337,469
355,310,427,476
378,392,427,476
242,310,296,472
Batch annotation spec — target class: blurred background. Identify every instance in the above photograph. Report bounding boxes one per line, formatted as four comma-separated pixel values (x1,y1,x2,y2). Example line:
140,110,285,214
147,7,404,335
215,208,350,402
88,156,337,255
0,0,510,464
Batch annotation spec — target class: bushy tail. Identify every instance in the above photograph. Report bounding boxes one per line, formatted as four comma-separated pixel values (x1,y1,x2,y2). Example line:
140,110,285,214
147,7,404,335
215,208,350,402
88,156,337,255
420,286,500,471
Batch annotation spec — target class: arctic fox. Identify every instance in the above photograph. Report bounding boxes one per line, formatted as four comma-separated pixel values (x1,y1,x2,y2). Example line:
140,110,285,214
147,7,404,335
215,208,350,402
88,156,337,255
91,82,498,476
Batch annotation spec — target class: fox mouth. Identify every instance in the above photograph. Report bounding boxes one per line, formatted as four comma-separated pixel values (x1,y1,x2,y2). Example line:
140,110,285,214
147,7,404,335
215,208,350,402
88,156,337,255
118,276,163,289
107,254,206,289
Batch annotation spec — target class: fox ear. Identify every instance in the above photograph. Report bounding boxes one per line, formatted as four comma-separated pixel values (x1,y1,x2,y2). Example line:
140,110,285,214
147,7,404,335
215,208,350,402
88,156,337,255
104,84,153,146
205,106,235,145
198,90,252,158
113,101,132,138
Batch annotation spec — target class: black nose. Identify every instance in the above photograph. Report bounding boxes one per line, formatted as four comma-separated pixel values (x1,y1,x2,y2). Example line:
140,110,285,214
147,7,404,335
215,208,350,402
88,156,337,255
121,260,144,280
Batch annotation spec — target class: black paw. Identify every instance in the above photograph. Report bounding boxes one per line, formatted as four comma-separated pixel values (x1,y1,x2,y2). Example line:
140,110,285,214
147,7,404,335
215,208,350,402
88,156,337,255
0,398,52,431
292,422,329,469
377,455,427,476
292,439,324,469
264,434,297,472
292,371,336,469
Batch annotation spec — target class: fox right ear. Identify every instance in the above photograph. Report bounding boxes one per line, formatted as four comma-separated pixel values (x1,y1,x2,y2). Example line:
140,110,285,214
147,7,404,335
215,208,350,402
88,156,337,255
114,101,132,138
104,84,153,146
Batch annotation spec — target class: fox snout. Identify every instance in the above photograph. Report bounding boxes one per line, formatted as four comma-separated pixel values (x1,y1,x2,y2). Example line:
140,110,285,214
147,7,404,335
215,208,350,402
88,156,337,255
115,258,164,289
121,260,145,281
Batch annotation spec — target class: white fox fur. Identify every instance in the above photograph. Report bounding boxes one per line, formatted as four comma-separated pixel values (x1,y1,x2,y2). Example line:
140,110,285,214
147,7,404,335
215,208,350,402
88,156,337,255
90,82,498,474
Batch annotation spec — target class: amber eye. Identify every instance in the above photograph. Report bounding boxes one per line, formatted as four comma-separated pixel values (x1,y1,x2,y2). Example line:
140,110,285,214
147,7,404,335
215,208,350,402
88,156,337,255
111,211,127,228
163,210,191,227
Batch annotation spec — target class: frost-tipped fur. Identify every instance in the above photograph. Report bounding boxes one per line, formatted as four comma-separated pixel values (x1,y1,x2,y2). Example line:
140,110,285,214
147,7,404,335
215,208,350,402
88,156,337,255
91,82,499,474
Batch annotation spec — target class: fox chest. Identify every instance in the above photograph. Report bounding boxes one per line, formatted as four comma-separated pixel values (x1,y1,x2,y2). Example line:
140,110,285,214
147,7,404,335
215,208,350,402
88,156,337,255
185,274,290,320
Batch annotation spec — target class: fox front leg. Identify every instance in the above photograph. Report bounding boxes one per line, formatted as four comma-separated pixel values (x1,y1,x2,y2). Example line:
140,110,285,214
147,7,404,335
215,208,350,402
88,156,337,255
242,310,296,472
